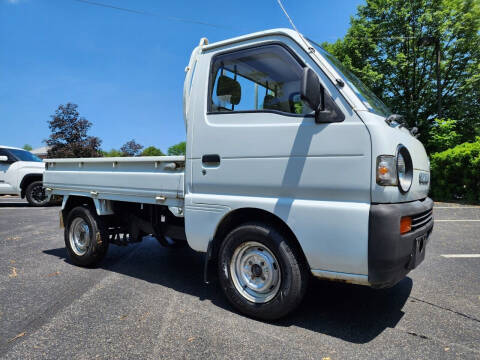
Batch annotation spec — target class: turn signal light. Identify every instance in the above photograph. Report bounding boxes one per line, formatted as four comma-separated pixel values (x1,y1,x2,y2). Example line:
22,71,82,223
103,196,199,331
400,216,412,234
376,155,397,186
378,166,389,175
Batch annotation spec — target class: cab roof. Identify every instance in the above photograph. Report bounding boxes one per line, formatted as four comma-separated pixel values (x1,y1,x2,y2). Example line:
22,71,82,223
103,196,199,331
202,28,303,51
0,145,23,150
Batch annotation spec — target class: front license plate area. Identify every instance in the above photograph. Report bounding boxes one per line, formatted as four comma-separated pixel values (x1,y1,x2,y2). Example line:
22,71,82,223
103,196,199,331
407,231,430,270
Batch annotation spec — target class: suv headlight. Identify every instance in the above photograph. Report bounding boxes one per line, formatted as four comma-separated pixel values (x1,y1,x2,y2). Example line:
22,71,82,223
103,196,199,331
376,145,413,193
397,145,413,193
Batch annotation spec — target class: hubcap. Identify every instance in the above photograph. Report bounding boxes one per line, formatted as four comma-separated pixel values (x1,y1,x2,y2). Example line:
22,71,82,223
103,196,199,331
230,241,281,303
69,218,91,256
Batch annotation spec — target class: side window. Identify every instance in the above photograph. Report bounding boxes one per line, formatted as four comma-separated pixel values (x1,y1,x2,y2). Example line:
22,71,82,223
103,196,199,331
0,149,15,163
209,44,313,115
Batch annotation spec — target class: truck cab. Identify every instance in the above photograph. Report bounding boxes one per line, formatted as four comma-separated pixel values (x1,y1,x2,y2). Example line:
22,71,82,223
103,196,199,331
0,145,49,206
44,28,433,320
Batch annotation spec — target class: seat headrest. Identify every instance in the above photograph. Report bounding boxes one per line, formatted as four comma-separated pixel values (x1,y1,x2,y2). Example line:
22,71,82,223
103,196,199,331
263,94,280,110
216,75,241,105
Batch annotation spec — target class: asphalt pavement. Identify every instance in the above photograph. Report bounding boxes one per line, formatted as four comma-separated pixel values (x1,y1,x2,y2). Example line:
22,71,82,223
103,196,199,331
0,196,479,359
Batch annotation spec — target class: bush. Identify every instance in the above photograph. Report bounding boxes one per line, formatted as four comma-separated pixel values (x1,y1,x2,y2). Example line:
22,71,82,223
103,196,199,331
430,138,480,203
102,149,123,157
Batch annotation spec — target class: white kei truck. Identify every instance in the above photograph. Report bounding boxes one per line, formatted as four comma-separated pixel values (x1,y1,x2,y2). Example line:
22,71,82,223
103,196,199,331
0,145,50,206
44,29,433,320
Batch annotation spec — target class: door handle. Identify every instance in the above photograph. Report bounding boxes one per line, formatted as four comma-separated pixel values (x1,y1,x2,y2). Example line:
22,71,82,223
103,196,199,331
202,154,221,165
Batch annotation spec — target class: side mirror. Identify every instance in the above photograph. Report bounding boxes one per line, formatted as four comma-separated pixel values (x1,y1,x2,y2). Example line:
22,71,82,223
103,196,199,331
0,155,8,162
300,67,325,122
301,67,345,124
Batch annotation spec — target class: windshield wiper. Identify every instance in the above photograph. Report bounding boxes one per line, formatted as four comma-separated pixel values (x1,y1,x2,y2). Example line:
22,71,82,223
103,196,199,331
385,114,420,137
385,114,405,127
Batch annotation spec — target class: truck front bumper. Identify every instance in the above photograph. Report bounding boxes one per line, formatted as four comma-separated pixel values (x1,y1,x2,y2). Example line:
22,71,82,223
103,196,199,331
368,197,434,288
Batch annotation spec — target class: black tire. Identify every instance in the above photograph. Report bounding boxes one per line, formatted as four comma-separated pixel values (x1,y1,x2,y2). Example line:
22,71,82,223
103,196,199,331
218,222,309,320
64,206,109,267
25,180,49,207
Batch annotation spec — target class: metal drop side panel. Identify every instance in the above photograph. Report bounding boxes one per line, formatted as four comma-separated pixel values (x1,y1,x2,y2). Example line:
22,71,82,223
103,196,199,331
43,156,185,207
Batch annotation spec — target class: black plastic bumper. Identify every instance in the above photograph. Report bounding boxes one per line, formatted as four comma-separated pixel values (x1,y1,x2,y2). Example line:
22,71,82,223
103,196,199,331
368,197,434,288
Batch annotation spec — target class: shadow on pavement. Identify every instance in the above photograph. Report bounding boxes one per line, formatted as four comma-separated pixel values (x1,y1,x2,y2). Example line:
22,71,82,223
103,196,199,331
44,238,411,344
0,202,60,208
0,202,30,207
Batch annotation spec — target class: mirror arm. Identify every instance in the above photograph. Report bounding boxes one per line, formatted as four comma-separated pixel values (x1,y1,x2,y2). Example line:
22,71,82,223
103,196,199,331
319,85,325,111
314,86,327,123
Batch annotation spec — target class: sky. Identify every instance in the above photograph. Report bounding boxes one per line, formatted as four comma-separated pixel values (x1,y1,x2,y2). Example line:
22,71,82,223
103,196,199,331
0,0,363,152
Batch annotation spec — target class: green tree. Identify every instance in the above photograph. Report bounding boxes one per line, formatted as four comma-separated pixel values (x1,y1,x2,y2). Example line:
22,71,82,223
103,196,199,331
427,118,462,153
45,103,102,158
168,141,186,156
141,146,165,156
22,144,32,151
322,0,480,146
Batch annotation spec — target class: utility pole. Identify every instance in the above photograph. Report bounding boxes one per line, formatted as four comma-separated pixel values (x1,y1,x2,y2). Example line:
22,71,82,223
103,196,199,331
435,37,442,118
418,35,442,118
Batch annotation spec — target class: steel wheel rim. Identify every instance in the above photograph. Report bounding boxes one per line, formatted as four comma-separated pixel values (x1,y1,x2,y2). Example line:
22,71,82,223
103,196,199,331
69,217,91,256
230,241,281,303
31,184,46,203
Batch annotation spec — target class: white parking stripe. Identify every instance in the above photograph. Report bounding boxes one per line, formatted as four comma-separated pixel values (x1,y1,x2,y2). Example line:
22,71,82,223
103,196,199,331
435,206,480,209
435,220,480,222
441,254,480,258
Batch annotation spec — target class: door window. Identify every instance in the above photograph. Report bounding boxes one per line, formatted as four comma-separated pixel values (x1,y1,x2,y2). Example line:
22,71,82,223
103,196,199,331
209,44,313,116
0,149,16,163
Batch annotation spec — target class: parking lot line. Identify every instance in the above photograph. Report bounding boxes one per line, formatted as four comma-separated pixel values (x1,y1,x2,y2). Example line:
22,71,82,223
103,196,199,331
435,220,480,222
441,254,480,258
435,206,480,208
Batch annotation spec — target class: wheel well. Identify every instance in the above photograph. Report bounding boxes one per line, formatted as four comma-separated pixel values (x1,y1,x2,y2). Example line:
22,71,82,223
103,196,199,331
211,208,308,266
20,174,43,198
62,196,96,218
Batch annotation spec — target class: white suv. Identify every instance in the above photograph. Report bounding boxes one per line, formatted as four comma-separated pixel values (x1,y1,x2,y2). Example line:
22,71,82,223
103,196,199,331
0,145,48,206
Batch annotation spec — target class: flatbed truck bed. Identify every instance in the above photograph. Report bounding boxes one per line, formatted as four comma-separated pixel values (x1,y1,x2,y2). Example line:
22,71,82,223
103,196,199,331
44,156,185,208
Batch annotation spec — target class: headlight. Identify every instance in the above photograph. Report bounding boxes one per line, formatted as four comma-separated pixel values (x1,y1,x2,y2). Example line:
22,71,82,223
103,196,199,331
376,155,397,186
376,145,413,193
397,145,413,193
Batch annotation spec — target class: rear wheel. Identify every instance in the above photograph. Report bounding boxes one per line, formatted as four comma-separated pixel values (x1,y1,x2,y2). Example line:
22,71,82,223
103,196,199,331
25,180,49,207
64,206,109,267
218,222,308,320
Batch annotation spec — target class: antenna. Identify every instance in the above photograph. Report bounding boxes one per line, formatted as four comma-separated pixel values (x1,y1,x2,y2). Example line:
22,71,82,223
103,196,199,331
275,0,345,88
276,0,315,53
276,0,300,34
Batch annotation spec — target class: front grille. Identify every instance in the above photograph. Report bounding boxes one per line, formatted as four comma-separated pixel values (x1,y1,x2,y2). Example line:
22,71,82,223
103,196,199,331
411,208,433,231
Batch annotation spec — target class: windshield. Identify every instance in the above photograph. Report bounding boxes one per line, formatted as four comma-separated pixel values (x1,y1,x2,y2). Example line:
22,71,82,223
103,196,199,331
307,39,391,117
8,149,42,162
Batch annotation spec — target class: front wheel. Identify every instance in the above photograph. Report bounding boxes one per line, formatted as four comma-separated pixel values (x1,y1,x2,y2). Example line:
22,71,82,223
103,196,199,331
64,206,109,267
218,222,309,320
25,180,49,207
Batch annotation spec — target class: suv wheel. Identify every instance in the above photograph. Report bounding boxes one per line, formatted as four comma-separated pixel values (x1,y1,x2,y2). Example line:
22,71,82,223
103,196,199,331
25,180,49,207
